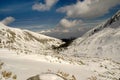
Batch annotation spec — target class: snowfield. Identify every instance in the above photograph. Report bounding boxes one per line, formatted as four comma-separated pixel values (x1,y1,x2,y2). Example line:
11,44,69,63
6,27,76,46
0,49,120,80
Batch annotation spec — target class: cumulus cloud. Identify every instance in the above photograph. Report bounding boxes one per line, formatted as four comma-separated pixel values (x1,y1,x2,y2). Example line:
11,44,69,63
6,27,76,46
57,0,120,18
58,18,83,28
1,16,15,25
32,0,59,11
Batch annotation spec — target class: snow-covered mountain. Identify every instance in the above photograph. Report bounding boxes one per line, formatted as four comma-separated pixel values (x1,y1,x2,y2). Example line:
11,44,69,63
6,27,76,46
0,23,63,54
0,11,120,80
63,10,120,61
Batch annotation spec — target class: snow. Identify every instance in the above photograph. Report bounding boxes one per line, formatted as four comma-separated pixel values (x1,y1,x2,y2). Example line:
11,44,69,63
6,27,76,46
40,74,64,80
0,10,120,80
0,22,63,55
62,10,120,62
0,49,120,80
0,23,7,29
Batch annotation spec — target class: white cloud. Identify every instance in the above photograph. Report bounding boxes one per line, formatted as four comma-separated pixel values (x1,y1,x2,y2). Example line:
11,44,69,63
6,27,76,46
40,19,94,39
57,0,120,18
32,0,59,11
1,16,15,25
40,26,92,39
58,18,83,28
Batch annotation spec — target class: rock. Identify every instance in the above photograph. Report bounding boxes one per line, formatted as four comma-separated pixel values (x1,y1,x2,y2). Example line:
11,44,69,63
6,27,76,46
27,75,40,80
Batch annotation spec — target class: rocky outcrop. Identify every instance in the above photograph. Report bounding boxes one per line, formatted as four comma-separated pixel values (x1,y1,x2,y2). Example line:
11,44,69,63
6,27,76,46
27,75,40,80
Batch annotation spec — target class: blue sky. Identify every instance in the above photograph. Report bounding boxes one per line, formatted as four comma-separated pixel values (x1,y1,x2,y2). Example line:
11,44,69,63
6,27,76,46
0,0,120,38
0,0,77,30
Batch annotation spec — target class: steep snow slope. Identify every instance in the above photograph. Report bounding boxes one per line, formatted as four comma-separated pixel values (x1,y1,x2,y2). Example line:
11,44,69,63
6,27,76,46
63,10,120,61
0,23,63,54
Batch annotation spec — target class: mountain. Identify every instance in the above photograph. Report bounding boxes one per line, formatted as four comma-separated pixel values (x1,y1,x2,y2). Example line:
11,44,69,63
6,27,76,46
62,10,120,61
0,23,63,55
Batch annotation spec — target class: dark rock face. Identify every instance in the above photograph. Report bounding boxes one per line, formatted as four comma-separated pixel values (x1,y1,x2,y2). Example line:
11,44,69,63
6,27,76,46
27,75,40,80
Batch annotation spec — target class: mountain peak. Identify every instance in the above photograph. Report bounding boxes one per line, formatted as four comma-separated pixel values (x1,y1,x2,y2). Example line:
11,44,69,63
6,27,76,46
116,10,120,16
107,10,120,26
84,10,120,37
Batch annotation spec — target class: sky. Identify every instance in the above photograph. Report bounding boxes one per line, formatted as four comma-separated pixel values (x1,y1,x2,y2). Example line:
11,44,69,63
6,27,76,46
0,0,120,39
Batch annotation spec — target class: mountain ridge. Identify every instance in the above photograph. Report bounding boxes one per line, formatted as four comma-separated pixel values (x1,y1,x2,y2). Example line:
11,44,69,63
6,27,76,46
0,22,63,55
61,10,120,61
84,10,120,37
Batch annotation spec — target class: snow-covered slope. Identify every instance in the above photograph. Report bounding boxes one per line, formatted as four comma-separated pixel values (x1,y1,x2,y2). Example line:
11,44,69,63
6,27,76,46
63,10,120,61
0,49,120,80
0,23,63,54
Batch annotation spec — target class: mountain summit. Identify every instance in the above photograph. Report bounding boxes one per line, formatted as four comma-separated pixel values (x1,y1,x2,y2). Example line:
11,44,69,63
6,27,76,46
84,10,120,37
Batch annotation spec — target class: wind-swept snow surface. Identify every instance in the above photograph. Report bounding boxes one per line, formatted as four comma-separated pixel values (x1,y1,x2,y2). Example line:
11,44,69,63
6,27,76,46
0,49,120,80
63,10,120,61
